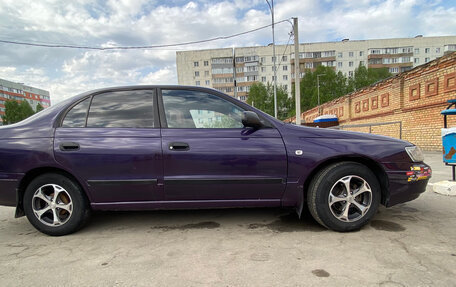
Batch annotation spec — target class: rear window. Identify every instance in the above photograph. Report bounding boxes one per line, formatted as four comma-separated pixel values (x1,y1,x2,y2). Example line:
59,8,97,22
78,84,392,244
62,98,90,128
86,90,155,128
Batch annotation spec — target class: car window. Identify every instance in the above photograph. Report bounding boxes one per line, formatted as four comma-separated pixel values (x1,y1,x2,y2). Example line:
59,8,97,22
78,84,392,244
62,97,90,128
87,90,154,128
162,89,244,128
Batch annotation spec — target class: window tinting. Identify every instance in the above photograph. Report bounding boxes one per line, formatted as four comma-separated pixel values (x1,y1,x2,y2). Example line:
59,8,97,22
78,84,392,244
162,90,244,128
62,98,90,127
87,90,154,128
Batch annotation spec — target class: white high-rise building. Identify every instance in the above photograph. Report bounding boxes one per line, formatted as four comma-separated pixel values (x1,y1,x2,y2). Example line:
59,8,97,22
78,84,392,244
176,35,456,102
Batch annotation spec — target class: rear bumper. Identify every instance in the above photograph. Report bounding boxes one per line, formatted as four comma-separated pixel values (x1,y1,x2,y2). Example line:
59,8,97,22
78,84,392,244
0,173,23,206
385,163,431,207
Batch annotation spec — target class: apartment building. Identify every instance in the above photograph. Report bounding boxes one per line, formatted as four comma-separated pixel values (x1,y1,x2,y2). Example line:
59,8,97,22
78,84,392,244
176,35,456,101
0,78,51,124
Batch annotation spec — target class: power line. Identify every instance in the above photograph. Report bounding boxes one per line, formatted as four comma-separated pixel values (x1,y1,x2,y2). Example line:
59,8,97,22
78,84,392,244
276,31,293,68
0,19,292,51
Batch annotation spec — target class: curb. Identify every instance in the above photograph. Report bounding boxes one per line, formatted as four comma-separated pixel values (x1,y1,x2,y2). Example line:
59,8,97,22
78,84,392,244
431,181,456,196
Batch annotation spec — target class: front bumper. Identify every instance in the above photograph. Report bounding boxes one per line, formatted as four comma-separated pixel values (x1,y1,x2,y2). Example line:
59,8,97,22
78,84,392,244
384,163,431,207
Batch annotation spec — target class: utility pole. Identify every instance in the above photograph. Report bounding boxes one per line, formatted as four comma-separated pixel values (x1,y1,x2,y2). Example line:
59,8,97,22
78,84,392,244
233,48,237,99
272,13,277,119
293,17,301,125
266,0,277,118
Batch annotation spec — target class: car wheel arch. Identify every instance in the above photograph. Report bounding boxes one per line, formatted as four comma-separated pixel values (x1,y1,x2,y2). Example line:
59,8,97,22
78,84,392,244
16,167,91,218
301,156,389,212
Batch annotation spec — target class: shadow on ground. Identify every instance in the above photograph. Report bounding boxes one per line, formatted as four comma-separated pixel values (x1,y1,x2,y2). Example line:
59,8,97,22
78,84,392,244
81,207,328,234
82,201,426,234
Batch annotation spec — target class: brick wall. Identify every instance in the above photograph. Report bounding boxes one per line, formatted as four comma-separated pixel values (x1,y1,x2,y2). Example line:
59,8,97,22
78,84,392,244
301,52,456,151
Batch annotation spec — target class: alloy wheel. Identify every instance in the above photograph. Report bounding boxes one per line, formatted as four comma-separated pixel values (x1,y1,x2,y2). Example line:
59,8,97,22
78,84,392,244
32,184,73,227
328,175,372,222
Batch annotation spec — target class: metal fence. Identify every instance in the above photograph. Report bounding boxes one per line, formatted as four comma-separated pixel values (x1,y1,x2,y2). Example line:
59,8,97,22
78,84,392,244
329,121,403,139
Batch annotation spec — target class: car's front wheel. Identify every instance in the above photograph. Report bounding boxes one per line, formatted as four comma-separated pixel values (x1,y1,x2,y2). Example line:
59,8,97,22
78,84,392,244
23,173,90,236
307,162,380,232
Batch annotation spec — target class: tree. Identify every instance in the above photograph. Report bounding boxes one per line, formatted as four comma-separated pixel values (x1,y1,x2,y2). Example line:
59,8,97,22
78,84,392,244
2,100,35,125
247,82,272,115
246,82,291,120
295,66,349,112
289,64,393,116
20,101,35,118
347,65,392,92
36,103,44,113
276,85,293,120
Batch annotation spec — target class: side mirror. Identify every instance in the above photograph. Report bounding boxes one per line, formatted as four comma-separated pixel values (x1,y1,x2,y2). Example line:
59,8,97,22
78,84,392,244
242,111,263,129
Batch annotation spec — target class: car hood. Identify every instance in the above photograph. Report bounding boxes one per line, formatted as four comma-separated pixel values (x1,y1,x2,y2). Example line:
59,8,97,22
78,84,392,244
280,123,412,145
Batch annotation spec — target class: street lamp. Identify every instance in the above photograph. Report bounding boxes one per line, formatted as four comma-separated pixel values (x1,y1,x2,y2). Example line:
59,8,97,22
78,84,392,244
266,0,277,119
317,73,325,116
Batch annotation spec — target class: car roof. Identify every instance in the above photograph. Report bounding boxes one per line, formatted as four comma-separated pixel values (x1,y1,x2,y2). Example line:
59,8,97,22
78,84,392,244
77,85,221,95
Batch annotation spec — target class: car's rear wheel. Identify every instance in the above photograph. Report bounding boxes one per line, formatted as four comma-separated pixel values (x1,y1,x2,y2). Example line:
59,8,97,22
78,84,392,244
23,173,90,236
307,162,380,232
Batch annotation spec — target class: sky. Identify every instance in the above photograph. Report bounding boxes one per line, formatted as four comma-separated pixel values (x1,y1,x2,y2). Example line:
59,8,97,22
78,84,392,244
0,0,455,104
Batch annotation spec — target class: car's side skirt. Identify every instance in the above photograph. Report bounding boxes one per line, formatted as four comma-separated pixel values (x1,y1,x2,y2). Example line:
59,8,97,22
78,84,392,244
90,199,281,210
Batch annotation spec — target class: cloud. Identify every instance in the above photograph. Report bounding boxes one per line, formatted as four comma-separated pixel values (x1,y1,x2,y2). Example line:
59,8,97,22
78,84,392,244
0,67,49,86
0,0,455,104
140,66,177,85
418,5,456,36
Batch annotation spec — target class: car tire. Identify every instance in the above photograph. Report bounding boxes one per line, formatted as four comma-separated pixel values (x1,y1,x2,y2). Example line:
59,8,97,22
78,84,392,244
23,173,91,236
307,162,380,232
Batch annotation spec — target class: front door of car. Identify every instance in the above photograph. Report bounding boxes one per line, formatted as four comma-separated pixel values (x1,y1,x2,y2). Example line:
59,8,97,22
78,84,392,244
54,89,163,203
159,88,287,201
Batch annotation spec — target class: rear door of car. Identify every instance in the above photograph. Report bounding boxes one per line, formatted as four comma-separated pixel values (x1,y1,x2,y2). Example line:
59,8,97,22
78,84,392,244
54,89,163,203
158,88,287,201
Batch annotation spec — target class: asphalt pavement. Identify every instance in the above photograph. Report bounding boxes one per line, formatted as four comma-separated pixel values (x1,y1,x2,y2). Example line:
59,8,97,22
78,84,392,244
0,152,455,286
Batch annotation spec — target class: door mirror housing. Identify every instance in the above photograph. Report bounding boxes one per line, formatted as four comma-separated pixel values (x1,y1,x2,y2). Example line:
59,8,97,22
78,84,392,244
242,111,263,129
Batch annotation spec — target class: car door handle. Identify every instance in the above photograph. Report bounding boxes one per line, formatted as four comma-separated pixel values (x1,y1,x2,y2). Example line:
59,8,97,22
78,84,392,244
59,142,80,151
169,142,189,151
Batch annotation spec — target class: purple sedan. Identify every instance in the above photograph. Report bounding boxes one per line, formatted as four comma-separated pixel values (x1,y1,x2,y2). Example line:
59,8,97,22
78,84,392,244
0,86,431,236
